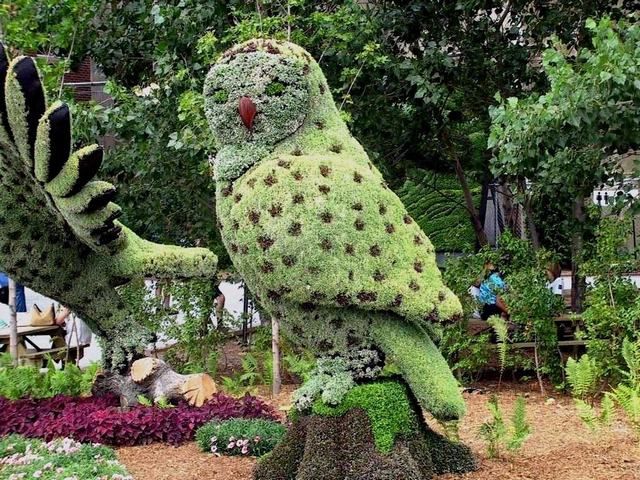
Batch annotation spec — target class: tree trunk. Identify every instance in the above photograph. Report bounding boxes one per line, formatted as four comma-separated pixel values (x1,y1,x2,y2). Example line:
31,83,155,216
513,178,542,249
8,278,17,366
571,196,586,312
441,129,488,247
255,379,476,480
454,157,488,247
271,315,281,396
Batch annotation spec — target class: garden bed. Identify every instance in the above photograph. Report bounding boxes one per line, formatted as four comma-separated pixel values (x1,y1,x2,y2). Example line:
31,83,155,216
117,381,640,480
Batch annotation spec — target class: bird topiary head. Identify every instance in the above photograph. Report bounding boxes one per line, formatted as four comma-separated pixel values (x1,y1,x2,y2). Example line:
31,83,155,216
204,39,332,181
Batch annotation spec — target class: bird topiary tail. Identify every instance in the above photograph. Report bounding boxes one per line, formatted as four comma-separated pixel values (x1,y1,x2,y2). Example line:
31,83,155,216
371,315,465,421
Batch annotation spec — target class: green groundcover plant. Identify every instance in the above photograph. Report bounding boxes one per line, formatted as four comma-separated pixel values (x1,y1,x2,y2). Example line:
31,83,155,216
0,354,99,400
195,418,286,457
0,434,132,480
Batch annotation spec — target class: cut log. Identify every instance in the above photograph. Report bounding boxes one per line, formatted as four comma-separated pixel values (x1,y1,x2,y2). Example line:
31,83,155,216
130,357,217,407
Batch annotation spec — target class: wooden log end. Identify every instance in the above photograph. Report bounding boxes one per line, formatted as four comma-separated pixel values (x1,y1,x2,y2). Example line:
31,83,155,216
131,357,162,382
181,373,217,407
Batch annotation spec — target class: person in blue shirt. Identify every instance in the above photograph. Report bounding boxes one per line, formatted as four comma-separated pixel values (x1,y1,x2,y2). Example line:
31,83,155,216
0,272,26,313
478,262,508,320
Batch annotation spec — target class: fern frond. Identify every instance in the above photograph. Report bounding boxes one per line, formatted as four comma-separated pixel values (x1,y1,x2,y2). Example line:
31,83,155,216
488,315,508,376
507,396,531,451
566,355,599,401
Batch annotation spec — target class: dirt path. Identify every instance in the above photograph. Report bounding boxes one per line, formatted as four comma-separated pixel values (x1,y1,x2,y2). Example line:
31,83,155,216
118,381,640,480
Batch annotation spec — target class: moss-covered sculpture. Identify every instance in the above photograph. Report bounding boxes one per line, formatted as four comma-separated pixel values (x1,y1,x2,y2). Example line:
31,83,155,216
205,39,476,478
0,44,217,371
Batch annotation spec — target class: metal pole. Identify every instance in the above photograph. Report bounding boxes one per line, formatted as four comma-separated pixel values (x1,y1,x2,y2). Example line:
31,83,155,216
271,315,281,397
8,278,18,366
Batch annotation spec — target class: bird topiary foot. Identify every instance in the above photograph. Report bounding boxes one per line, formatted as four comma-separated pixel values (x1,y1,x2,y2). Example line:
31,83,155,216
254,379,476,480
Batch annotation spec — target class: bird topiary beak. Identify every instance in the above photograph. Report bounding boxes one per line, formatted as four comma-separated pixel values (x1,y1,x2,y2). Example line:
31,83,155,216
239,96,257,130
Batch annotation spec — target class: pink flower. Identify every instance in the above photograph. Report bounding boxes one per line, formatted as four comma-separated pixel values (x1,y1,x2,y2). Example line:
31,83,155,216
241,445,249,455
254,436,261,443
227,442,235,449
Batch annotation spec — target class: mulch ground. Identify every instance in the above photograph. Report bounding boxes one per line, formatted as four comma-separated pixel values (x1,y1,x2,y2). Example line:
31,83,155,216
117,381,640,480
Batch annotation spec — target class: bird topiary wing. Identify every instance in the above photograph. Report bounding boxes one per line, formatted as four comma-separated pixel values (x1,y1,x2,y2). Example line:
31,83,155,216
0,44,216,279
217,152,462,326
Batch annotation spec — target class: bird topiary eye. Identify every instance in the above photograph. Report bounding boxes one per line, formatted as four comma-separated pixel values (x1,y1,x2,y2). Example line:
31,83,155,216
265,81,285,96
212,89,229,104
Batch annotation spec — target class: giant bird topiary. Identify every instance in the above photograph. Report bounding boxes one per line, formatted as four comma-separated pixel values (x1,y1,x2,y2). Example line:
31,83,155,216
206,39,476,479
0,44,217,376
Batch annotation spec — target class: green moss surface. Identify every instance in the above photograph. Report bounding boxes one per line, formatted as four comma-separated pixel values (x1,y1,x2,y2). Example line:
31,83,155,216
208,39,463,422
311,380,418,453
396,169,480,253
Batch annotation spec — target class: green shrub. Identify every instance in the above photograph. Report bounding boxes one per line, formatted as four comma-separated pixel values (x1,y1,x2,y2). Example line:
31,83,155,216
195,418,286,456
311,380,418,453
478,395,531,458
0,434,131,479
0,355,100,400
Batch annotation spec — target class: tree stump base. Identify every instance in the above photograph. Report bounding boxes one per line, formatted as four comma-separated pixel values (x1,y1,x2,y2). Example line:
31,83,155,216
92,357,216,407
254,380,476,480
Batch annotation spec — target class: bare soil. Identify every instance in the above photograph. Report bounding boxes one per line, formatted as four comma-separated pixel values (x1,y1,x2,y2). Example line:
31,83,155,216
117,380,640,480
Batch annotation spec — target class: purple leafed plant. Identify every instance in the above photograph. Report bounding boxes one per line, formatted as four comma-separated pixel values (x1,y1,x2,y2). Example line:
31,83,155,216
0,393,278,446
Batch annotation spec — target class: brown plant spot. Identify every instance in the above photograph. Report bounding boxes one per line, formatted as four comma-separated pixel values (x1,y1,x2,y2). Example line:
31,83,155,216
353,171,363,183
320,211,333,223
320,238,333,251
248,210,261,225
379,204,387,215
269,203,283,217
424,310,439,323
315,120,325,129
414,261,423,273
318,339,333,352
369,244,381,257
264,173,278,186
292,170,304,181
357,291,377,303
319,84,326,94
301,302,316,312
330,317,344,329
303,64,310,75
232,221,239,231
319,165,331,177
291,147,303,156
335,293,352,306
403,214,413,224
390,294,403,308
438,291,447,301
261,261,274,273
348,271,354,281
221,185,233,197
257,235,275,251
318,184,331,194
267,290,282,302
345,244,355,255
292,193,305,204
414,235,424,245
310,291,327,302
308,266,320,275
409,280,420,291
292,325,304,338
373,270,386,282
281,256,295,267
368,162,373,170
230,243,239,253
385,223,395,234
352,202,363,211
247,178,257,188
277,159,291,169
288,222,302,236
233,193,243,203
239,245,249,254
330,143,343,153
354,219,365,231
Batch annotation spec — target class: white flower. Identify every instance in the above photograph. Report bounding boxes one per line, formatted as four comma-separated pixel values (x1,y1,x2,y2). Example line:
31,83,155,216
32,470,42,478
